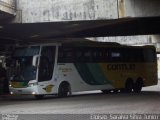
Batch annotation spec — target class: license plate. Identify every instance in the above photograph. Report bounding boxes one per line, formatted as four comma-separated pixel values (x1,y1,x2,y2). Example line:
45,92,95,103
18,90,22,92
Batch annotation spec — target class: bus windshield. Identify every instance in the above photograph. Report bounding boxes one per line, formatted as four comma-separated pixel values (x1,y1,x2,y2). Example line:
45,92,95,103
11,46,40,82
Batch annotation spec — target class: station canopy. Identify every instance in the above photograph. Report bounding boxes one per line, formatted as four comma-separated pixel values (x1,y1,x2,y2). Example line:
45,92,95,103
0,16,160,45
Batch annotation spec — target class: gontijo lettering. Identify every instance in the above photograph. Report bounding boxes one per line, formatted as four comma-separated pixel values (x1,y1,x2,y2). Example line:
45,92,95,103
107,64,135,70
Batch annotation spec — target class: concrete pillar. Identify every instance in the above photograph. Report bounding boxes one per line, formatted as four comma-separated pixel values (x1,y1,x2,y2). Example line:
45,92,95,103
0,0,16,15
118,0,160,18
150,35,160,52
96,35,150,45
16,0,118,23
15,0,160,46
153,35,160,79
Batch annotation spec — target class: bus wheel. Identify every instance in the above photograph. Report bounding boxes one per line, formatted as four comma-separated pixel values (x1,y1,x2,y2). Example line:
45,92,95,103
120,88,125,93
34,95,44,99
113,89,119,93
58,82,71,98
125,79,133,93
101,90,111,94
133,79,143,93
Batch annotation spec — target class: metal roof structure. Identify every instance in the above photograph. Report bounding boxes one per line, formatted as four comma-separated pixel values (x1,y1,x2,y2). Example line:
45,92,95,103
0,16,160,55
0,16,160,45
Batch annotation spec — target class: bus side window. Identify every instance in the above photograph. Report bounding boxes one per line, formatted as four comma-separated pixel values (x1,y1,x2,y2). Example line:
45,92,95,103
84,50,92,62
38,46,56,82
76,51,83,62
38,56,50,81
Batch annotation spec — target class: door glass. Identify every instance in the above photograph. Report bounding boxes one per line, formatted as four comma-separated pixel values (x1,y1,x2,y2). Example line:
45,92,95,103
38,46,56,82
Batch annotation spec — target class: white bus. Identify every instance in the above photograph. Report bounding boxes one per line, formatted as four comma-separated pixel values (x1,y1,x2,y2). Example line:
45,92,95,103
9,41,158,99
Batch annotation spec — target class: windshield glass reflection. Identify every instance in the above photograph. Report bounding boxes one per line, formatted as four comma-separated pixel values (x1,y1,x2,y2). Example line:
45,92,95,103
11,46,40,82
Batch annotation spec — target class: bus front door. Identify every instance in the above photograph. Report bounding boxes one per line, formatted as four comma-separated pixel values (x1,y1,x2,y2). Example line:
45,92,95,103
37,46,56,94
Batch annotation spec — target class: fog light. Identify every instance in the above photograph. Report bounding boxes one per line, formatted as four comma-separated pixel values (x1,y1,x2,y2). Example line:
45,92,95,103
10,92,13,95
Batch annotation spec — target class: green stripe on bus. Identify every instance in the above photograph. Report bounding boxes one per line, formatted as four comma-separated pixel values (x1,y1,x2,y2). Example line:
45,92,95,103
87,63,110,85
74,63,110,85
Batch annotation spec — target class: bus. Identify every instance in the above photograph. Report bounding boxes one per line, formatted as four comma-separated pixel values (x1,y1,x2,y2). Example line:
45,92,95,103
9,40,158,99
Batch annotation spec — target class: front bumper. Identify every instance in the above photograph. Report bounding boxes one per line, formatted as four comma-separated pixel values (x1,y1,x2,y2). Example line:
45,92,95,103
9,86,39,95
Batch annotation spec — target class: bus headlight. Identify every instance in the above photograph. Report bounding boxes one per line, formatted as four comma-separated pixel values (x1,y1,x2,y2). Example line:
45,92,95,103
9,81,12,87
32,92,36,95
28,82,37,87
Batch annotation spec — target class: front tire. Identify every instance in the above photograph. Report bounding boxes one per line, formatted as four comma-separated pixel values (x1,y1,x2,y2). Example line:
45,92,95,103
58,82,71,98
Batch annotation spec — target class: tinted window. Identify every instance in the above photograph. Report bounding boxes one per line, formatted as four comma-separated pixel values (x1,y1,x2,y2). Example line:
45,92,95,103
58,46,156,63
38,46,56,82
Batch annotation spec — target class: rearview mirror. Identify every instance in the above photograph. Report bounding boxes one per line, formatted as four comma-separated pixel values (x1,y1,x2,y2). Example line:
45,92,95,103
32,55,39,67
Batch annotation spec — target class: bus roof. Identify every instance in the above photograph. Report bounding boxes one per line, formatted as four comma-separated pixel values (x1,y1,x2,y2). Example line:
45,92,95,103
61,40,121,47
17,38,155,49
